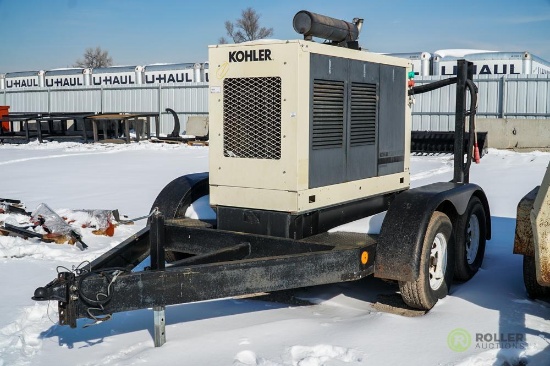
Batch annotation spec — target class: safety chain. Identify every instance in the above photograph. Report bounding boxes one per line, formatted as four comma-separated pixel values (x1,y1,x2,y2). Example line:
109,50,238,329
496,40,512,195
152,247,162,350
117,207,159,224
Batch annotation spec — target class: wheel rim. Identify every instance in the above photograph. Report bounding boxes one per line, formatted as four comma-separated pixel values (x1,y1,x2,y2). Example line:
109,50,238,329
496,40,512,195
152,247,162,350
466,214,480,265
429,232,448,290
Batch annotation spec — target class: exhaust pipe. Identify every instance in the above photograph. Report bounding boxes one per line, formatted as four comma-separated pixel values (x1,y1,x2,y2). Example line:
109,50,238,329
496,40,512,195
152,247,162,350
293,10,363,44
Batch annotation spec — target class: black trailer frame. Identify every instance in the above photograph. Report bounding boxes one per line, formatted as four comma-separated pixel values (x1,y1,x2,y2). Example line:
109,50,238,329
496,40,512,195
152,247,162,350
32,60,491,347
44,217,377,324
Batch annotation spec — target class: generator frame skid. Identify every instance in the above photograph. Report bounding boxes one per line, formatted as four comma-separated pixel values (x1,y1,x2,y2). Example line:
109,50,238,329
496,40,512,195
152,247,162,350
33,36,491,345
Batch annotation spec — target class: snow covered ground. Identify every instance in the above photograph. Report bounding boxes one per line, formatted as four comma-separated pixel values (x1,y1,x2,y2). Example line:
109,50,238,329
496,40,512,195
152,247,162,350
1,141,549,366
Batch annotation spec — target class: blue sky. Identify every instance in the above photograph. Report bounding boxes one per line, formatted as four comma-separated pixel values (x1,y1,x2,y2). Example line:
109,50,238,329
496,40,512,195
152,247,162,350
1,0,549,73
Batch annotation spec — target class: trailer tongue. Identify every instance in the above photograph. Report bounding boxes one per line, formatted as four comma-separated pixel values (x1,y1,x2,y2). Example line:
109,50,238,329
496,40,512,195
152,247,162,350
32,10,491,347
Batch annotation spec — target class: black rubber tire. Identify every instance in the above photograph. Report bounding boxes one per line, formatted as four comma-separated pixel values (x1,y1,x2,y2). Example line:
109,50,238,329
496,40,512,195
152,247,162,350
399,211,454,310
148,173,209,262
523,255,550,299
454,196,487,281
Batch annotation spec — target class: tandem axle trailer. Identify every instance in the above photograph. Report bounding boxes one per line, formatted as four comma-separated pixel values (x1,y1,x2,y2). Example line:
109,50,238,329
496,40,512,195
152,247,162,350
33,11,491,347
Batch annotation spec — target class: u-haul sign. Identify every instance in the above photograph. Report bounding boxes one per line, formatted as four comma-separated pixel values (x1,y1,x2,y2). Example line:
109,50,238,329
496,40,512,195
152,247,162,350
144,69,194,84
438,61,523,76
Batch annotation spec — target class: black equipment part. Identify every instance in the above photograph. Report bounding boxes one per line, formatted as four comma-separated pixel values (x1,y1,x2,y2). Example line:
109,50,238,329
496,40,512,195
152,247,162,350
293,10,360,43
411,131,488,157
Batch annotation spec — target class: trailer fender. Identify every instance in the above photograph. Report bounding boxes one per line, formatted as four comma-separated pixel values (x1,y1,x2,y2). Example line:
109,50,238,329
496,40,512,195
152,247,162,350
374,182,491,281
149,172,209,221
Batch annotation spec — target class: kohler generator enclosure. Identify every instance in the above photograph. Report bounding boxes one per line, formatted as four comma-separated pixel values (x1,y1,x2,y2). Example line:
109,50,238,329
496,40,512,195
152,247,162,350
208,40,411,218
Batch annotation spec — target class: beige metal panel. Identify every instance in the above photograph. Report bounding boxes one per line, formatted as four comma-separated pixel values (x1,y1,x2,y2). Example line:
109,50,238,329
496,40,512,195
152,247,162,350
295,43,312,190
208,41,306,191
209,40,412,67
296,172,409,212
531,162,550,285
210,185,297,212
211,172,408,213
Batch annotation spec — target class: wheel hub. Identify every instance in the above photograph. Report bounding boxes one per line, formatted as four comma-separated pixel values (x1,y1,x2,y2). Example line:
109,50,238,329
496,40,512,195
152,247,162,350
429,232,447,290
466,215,480,265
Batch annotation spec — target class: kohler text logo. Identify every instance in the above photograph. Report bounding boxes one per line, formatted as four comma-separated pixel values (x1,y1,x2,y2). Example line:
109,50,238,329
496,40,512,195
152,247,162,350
229,49,272,63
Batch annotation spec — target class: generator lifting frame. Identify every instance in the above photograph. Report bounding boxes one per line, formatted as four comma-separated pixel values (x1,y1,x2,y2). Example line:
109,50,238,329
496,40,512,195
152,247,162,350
32,59,490,347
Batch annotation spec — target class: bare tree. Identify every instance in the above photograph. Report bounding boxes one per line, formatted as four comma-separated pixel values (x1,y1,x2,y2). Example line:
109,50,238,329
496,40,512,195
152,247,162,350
220,7,273,44
74,46,113,68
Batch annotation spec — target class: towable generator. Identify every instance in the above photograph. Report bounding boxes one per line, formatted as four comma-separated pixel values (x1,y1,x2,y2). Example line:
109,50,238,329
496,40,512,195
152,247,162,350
33,11,491,346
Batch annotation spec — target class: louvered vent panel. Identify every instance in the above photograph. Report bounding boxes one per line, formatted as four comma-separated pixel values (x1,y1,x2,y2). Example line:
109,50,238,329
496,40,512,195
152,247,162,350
350,82,377,146
312,80,344,149
223,77,281,159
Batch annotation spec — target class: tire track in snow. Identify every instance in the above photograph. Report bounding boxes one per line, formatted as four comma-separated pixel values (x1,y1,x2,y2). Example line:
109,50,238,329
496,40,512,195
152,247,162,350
78,342,148,366
0,303,51,366
410,160,454,182
288,345,364,365
234,344,364,366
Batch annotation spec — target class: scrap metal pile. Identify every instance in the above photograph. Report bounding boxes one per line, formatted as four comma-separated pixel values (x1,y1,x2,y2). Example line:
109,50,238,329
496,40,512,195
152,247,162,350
0,198,132,250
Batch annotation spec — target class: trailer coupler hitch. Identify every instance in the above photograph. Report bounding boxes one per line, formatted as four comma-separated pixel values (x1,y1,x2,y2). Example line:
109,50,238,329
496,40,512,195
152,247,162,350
33,272,79,327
